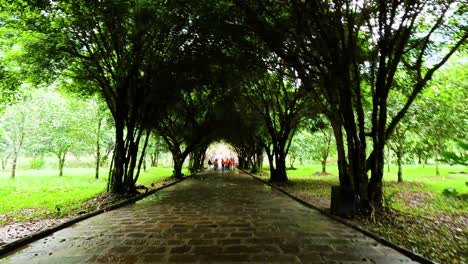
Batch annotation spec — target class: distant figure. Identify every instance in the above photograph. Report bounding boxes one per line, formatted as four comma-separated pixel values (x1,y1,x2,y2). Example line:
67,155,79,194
208,159,213,170
214,159,218,170
226,157,230,171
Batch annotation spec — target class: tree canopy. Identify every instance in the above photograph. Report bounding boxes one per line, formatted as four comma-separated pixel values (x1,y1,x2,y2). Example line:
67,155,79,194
1,0,466,214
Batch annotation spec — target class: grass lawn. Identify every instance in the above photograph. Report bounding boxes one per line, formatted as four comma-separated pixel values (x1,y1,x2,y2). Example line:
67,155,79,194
258,163,467,215
0,166,188,225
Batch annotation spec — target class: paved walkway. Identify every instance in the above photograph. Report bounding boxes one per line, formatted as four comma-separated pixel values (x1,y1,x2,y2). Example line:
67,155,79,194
0,171,418,263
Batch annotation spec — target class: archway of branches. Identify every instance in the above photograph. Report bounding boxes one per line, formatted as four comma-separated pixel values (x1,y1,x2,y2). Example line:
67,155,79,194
7,1,465,216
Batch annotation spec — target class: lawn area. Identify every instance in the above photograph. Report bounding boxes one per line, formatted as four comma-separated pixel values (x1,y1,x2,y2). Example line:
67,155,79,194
258,164,467,215
0,166,188,225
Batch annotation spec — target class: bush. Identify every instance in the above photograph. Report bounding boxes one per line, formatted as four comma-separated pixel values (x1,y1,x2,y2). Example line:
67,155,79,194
29,159,45,170
442,187,458,197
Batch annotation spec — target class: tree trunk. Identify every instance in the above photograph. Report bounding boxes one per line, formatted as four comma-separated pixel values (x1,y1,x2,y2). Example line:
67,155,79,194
150,150,159,167
199,151,206,170
265,145,275,178
95,149,100,179
95,118,101,179
434,145,440,177
250,158,259,173
331,120,351,188
237,151,245,170
397,151,403,183
321,131,331,173
58,154,65,176
1,158,7,171
188,146,206,173
289,155,296,169
368,143,385,211
10,153,18,179
387,144,391,173
10,134,24,179
110,119,125,193
124,131,140,191
270,152,288,182
188,154,194,173
173,157,184,179
132,130,151,185
257,154,263,171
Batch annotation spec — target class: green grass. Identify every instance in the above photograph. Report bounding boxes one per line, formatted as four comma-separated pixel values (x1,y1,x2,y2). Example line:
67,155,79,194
382,165,467,215
0,166,188,225
258,163,467,215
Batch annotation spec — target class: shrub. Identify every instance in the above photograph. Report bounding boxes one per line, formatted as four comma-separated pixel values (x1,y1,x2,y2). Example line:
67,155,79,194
442,187,458,197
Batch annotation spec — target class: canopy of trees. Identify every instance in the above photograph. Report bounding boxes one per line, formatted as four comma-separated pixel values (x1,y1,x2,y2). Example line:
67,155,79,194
1,0,466,215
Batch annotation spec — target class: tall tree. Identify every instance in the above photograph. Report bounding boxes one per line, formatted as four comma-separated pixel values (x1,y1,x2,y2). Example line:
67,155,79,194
155,88,218,178
0,95,34,178
410,56,468,176
147,133,167,168
31,89,91,176
306,117,336,174
243,68,309,182
10,0,198,192
83,96,114,179
235,0,467,213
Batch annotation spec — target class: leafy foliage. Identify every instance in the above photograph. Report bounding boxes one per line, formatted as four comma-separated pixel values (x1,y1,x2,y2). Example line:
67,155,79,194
440,142,468,166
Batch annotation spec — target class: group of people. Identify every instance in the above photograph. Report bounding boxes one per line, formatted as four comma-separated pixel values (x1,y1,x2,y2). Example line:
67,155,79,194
208,157,235,172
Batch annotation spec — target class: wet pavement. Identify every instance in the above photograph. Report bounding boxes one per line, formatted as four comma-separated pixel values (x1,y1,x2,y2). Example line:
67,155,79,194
0,171,418,263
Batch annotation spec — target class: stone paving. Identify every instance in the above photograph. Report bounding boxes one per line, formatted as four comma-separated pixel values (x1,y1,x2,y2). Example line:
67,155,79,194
0,171,419,263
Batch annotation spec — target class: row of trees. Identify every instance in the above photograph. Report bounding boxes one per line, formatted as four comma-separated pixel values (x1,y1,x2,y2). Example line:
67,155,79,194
0,88,114,178
1,1,466,215
231,0,466,214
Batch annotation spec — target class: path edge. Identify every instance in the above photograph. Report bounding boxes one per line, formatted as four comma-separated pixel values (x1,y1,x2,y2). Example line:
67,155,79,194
242,170,436,264
0,175,191,257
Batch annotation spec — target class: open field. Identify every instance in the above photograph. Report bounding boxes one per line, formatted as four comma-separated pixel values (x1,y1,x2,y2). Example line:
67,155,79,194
0,167,188,225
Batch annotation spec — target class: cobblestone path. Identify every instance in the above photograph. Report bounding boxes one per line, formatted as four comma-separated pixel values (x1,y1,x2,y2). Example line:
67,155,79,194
0,171,418,263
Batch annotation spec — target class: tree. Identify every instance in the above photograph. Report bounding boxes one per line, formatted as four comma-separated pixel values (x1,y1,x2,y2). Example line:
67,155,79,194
0,134,9,171
9,0,201,193
84,96,114,179
0,95,34,178
243,68,309,182
411,56,468,176
306,117,336,174
0,11,22,105
235,0,467,213
147,133,167,168
287,130,313,169
155,88,218,178
226,97,267,172
29,89,91,176
389,125,410,182
440,142,468,167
